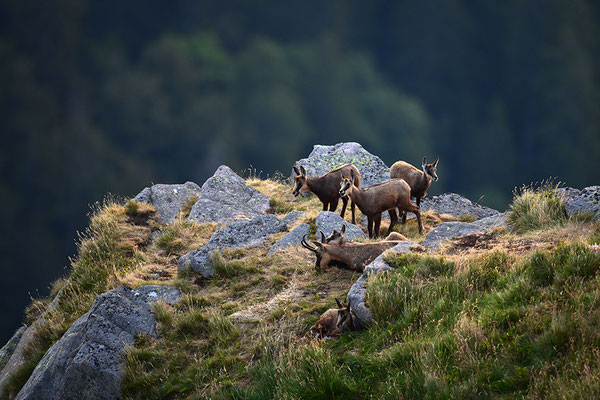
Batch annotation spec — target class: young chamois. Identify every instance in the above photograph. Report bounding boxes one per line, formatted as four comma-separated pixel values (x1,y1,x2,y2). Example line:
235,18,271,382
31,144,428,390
310,298,361,339
390,156,439,224
292,164,361,223
320,224,407,245
301,234,402,272
339,170,424,237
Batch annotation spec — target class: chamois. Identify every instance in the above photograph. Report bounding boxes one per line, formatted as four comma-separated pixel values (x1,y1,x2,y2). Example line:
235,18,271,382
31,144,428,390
321,224,407,245
339,170,424,237
292,164,361,224
301,234,402,272
390,156,438,224
310,298,361,339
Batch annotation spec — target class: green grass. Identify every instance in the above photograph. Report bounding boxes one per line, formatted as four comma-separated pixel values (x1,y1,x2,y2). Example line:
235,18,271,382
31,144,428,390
508,182,568,233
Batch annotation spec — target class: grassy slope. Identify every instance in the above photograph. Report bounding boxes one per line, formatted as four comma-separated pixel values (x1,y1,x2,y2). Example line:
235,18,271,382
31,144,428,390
6,179,600,399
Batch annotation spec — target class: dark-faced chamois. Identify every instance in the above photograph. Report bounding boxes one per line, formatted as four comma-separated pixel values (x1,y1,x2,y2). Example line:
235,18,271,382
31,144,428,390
389,156,439,224
320,224,407,245
339,170,424,237
301,234,403,272
310,298,362,339
292,164,361,224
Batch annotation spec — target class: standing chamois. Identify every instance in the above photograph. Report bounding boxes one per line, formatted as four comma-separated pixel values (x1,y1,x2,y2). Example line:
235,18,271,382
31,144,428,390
292,164,361,224
389,156,439,224
339,170,424,237
301,234,402,272
310,298,362,339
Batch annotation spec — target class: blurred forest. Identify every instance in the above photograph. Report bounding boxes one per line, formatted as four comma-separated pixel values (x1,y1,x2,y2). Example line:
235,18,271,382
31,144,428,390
1,0,599,343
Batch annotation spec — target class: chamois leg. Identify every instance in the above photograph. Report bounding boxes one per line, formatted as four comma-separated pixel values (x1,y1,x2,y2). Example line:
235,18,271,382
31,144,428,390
329,199,339,212
373,213,382,238
367,216,373,238
350,200,356,224
386,209,398,235
399,208,407,224
339,197,348,220
322,202,328,211
410,204,423,235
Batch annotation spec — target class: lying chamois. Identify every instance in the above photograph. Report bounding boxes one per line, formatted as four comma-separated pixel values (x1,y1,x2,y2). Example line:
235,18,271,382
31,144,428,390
321,224,407,245
301,234,402,272
339,170,424,237
390,156,438,224
292,164,361,224
310,298,362,339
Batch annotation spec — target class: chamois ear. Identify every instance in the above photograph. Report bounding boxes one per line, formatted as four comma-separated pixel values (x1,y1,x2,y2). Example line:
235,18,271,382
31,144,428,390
340,224,346,235
422,156,427,169
350,169,355,184
335,298,343,308
433,156,439,167
319,231,326,243
300,165,307,177
293,166,300,176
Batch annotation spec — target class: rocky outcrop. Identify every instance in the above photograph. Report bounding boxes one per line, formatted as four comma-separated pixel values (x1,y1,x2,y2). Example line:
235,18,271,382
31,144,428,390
14,285,180,400
179,215,287,276
292,142,389,187
315,211,366,241
421,221,487,251
420,193,499,220
472,211,511,231
347,241,418,324
281,210,306,229
268,223,311,256
0,327,25,373
187,166,270,224
134,182,201,223
557,186,600,220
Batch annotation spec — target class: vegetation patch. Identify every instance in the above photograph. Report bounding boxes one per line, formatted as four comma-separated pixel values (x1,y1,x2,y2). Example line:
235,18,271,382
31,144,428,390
508,182,568,233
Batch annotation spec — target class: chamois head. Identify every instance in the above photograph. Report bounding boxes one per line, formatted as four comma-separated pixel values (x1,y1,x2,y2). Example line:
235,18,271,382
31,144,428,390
422,156,439,182
322,224,346,245
335,297,354,331
338,170,356,198
291,165,309,197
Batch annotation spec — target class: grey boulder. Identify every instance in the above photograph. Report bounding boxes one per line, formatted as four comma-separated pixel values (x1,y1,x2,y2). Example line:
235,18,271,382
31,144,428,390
421,221,487,251
14,285,180,400
472,211,511,231
347,241,418,325
179,215,287,276
0,326,25,374
134,181,201,223
420,193,500,220
281,210,306,229
187,165,271,224
268,223,311,256
292,142,389,188
557,186,600,220
315,211,366,242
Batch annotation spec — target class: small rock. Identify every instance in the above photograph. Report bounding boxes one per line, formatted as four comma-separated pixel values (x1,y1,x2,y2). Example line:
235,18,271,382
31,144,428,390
281,210,306,228
179,215,287,276
315,211,365,241
557,186,600,220
472,211,511,231
188,166,271,224
134,182,201,223
14,286,180,400
292,142,389,188
268,223,311,256
421,221,487,251
420,193,499,220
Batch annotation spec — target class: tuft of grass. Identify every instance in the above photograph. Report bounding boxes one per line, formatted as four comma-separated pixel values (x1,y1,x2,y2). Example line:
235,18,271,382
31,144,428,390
508,182,568,233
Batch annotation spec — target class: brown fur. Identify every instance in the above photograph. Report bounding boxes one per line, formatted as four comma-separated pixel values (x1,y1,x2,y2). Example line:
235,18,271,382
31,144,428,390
339,171,424,237
389,156,438,225
302,235,403,272
309,298,359,339
292,164,361,223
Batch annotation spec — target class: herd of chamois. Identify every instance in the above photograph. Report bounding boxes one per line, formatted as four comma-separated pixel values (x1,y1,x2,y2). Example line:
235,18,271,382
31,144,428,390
293,156,439,338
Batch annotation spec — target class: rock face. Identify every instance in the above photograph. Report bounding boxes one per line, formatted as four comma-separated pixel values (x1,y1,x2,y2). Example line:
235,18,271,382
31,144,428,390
347,241,418,324
134,182,201,223
293,142,389,187
315,211,366,241
281,210,306,228
0,327,25,373
187,166,271,224
420,193,499,220
268,223,311,256
179,215,287,276
472,212,511,231
421,222,487,251
14,285,180,400
557,186,600,220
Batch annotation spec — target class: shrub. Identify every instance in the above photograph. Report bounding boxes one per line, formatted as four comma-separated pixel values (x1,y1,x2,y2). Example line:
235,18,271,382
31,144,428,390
508,182,567,233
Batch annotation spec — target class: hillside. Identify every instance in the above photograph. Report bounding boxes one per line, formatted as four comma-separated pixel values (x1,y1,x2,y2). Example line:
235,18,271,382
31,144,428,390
1,144,600,399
